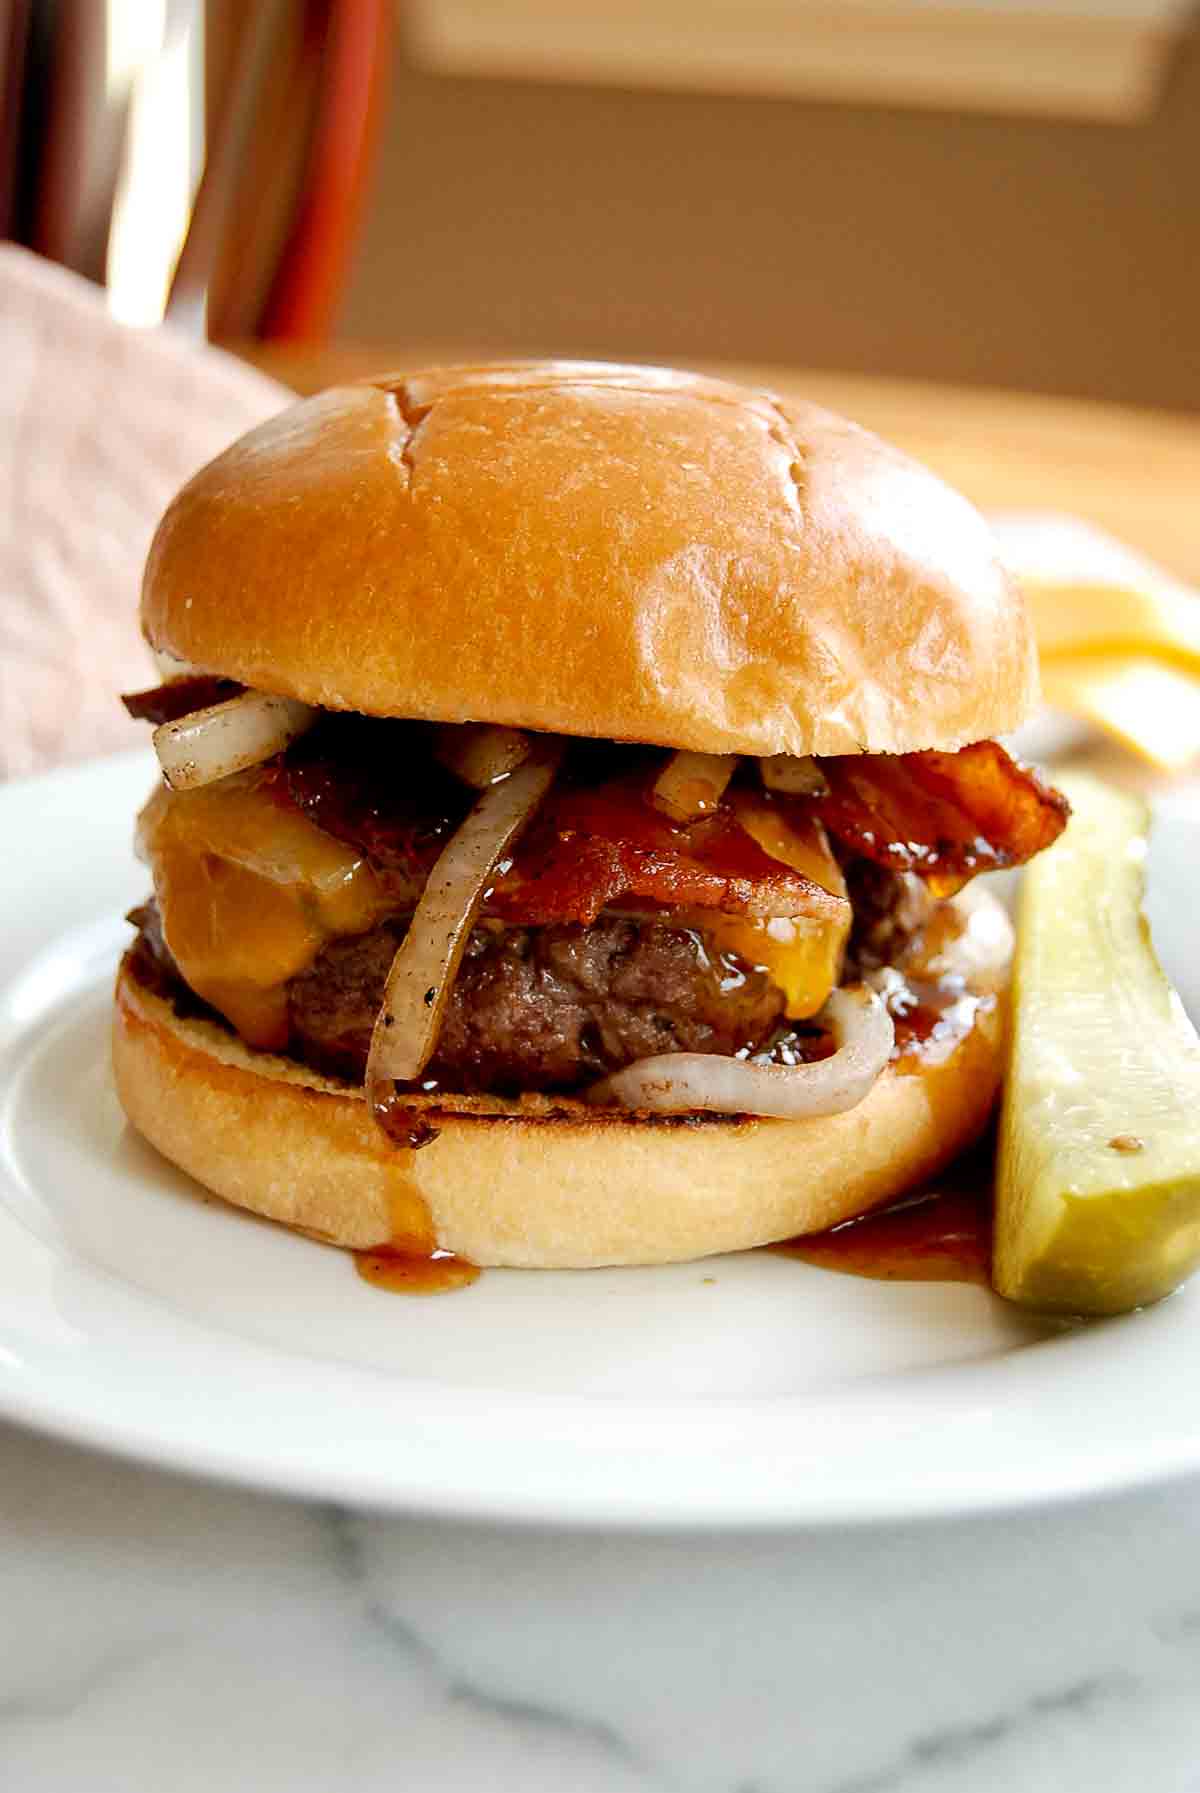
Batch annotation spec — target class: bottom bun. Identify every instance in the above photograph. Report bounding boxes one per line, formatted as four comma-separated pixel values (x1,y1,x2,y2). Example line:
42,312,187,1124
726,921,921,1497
112,889,1012,1269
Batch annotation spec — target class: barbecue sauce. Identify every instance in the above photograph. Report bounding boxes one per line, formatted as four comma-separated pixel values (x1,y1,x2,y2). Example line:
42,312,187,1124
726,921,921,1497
351,1164,481,1294
774,1140,994,1285
773,972,998,1286
881,959,992,1070
355,1247,481,1294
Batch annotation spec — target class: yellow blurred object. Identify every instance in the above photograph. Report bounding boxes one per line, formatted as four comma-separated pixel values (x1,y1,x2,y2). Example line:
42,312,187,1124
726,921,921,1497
1021,579,1200,678
1040,657,1200,775
993,515,1200,773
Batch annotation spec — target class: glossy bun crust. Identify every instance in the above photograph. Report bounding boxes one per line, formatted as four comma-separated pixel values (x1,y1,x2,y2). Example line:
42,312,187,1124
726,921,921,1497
112,892,1012,1270
142,362,1038,758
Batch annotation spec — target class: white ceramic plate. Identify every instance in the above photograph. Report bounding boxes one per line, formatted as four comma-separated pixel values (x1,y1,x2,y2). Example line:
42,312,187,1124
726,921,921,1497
3,750,1199,1529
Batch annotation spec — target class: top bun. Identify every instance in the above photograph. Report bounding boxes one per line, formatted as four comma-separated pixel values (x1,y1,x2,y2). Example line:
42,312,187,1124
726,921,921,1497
142,361,1038,757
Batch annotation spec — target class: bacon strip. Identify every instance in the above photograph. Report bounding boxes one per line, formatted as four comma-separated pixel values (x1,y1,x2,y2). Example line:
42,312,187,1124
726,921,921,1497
489,774,845,926
122,674,244,726
810,741,1070,894
285,726,843,927
281,720,1067,923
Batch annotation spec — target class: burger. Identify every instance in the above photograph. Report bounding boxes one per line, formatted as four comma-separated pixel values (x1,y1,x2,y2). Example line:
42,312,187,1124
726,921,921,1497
113,361,1067,1270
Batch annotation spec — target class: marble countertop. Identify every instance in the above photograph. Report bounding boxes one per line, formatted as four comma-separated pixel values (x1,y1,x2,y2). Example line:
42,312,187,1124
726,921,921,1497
6,1420,1200,1792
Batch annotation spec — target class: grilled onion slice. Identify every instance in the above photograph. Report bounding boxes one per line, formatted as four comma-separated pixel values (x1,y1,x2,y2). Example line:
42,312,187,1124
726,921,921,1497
651,750,738,822
367,748,562,1098
154,690,316,790
759,753,829,798
587,984,894,1118
434,723,532,789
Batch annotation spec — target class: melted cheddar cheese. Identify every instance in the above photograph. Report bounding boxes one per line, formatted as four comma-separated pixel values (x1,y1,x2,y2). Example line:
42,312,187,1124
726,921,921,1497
137,772,395,1047
701,911,847,1020
703,794,850,1018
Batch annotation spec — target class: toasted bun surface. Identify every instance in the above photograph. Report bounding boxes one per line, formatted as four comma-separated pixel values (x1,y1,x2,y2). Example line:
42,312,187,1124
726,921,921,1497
142,362,1038,758
112,890,1011,1269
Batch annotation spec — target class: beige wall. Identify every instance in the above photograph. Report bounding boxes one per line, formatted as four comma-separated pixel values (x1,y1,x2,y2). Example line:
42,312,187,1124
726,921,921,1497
338,27,1200,410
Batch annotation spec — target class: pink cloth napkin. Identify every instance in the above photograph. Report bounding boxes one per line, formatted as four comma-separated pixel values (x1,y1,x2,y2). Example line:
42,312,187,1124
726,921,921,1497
0,247,289,780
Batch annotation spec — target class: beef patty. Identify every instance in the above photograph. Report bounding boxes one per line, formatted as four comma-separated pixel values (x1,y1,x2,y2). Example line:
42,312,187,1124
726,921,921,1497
288,916,785,1093
128,903,787,1095
128,859,929,1097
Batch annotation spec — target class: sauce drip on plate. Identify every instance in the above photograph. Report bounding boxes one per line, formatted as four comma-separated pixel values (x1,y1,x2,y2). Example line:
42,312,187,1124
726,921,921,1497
355,1246,481,1294
774,1142,994,1285
352,1167,481,1294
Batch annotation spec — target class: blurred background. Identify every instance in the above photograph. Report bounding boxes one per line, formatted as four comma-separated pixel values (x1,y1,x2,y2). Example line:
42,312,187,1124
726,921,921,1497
2,0,1198,407
2,0,1199,780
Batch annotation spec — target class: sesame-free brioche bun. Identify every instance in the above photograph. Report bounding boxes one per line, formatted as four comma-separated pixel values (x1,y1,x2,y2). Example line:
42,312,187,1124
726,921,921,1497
142,361,1038,759
112,889,1012,1269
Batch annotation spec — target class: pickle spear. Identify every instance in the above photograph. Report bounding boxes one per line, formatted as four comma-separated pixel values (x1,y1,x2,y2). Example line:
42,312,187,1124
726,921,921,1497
994,772,1200,1315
